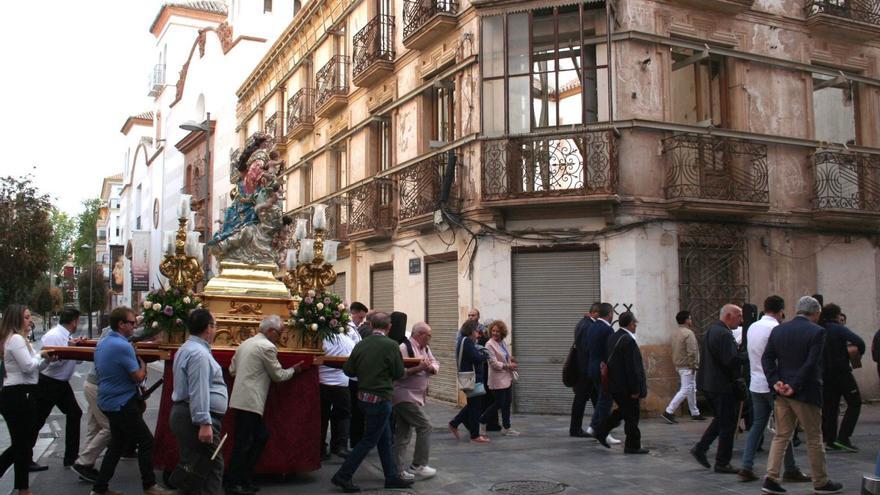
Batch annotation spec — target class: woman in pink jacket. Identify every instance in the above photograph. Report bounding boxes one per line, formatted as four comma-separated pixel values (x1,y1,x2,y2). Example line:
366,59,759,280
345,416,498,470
479,320,520,436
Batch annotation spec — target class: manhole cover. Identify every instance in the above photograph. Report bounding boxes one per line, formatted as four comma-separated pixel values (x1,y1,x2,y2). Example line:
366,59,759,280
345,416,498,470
490,480,567,495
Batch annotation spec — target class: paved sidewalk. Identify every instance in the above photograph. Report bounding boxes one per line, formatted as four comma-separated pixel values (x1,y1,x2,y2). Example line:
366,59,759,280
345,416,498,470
4,370,875,495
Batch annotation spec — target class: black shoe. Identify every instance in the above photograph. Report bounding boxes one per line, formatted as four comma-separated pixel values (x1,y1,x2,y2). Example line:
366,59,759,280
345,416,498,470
72,463,99,483
331,474,361,493
594,430,610,449
761,477,787,494
813,481,843,494
782,469,811,482
690,447,710,468
691,414,707,421
29,462,49,472
486,424,502,432
331,447,352,459
569,430,591,438
384,477,415,489
738,469,758,482
825,442,842,451
624,448,650,454
661,412,678,424
714,463,738,474
226,484,257,495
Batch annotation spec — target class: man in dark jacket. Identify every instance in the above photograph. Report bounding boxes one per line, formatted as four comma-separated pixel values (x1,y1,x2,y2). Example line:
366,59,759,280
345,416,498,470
569,302,600,437
760,296,843,495
594,312,647,454
873,328,880,386
583,303,620,444
691,304,745,474
819,303,865,452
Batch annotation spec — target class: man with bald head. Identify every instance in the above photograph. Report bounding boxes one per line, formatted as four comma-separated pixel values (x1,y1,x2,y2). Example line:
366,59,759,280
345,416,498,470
392,323,439,481
691,304,746,474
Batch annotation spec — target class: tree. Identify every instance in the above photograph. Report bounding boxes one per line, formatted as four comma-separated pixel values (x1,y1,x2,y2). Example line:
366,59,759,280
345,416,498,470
0,174,54,308
73,198,102,268
46,208,77,284
30,280,54,331
49,286,64,313
77,265,107,337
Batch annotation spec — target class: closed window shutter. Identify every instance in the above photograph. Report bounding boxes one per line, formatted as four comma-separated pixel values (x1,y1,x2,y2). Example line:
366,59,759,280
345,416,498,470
425,260,458,402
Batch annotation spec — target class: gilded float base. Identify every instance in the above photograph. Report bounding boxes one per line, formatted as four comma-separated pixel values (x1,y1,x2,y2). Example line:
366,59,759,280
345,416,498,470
203,262,292,298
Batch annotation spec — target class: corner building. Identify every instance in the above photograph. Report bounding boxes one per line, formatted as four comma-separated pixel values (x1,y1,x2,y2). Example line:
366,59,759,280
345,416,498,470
236,0,880,412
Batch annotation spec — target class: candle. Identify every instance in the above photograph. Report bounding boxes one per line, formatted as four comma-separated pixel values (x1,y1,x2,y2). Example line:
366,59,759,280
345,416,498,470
196,243,205,264
294,218,308,240
312,204,327,230
300,239,315,263
187,212,197,231
163,232,175,256
285,248,298,271
185,232,200,257
177,195,192,219
323,240,339,264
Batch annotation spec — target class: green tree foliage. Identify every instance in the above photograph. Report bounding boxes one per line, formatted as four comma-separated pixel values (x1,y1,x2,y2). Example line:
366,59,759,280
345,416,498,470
30,280,54,331
73,198,102,268
77,265,107,332
49,286,64,313
47,209,77,282
0,174,53,308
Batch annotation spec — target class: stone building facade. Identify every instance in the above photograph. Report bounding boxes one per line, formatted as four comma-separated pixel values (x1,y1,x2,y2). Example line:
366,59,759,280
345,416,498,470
236,0,880,413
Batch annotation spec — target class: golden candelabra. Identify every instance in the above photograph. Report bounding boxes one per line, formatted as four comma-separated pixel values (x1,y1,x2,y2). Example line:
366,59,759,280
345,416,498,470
283,227,337,296
160,217,203,293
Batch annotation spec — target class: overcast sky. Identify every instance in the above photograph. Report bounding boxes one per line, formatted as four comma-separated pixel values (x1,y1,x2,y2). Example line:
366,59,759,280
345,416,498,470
0,0,164,215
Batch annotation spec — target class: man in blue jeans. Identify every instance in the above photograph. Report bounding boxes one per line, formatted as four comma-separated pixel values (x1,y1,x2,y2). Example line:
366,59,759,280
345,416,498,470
332,312,411,493
737,296,810,483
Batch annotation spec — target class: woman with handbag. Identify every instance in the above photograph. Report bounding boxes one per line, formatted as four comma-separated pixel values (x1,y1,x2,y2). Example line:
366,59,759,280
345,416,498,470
479,320,519,437
448,320,490,443
0,304,56,495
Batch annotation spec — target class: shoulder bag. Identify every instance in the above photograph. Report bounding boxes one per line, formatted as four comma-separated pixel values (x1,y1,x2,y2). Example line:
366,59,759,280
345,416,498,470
456,338,476,392
600,333,626,394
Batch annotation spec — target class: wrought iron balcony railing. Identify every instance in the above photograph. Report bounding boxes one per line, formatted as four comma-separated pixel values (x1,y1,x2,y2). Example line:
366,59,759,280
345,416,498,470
265,111,283,141
316,55,350,110
397,150,459,223
148,63,165,97
403,0,458,42
325,199,350,242
806,0,880,26
348,179,395,238
352,15,395,81
810,150,880,212
481,130,618,202
662,133,769,204
286,88,315,133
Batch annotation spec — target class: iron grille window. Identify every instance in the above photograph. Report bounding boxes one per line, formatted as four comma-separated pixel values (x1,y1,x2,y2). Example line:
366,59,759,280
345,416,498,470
431,83,455,142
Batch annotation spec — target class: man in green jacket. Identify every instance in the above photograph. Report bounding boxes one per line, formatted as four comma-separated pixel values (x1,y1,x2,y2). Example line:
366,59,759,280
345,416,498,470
332,312,411,493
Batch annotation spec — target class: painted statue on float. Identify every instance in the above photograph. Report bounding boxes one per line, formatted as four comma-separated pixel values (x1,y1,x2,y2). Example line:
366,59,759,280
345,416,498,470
209,132,289,266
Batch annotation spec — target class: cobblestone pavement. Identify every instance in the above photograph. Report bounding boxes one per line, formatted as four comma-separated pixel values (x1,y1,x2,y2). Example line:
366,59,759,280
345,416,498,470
3,348,877,494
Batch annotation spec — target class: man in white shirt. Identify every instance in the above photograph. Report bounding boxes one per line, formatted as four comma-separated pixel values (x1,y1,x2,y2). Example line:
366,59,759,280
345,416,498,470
33,307,83,468
347,302,368,447
320,331,356,460
738,296,809,483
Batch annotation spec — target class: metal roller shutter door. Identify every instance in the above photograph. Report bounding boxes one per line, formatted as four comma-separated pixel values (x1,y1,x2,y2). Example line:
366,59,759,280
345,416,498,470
330,273,347,302
512,250,600,414
425,260,459,402
370,269,394,314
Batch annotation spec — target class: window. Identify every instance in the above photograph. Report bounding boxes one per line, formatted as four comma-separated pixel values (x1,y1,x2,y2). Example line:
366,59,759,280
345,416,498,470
481,4,607,137
378,119,393,172
264,0,273,12
812,74,857,145
670,49,728,126
302,164,312,204
430,82,455,143
334,145,349,190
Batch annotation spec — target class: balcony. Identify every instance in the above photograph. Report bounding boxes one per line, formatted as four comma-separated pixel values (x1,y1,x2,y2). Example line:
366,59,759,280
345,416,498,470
316,55,350,118
264,111,284,143
286,88,315,141
667,0,754,13
805,1,880,39
325,199,350,242
809,150,880,227
397,150,460,229
403,0,458,49
662,133,769,216
481,130,618,207
348,179,395,241
148,63,165,97
352,15,395,88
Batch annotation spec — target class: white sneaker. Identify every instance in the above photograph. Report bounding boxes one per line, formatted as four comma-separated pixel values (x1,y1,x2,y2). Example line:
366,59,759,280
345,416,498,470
409,464,437,479
586,426,595,436
399,470,415,481
607,434,622,445
502,428,521,436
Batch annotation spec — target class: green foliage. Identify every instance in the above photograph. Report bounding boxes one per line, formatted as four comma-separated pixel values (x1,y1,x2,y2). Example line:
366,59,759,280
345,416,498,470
289,289,350,342
73,198,102,268
30,280,54,330
77,265,107,313
0,174,54,308
140,287,201,338
49,287,64,313
46,209,77,279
